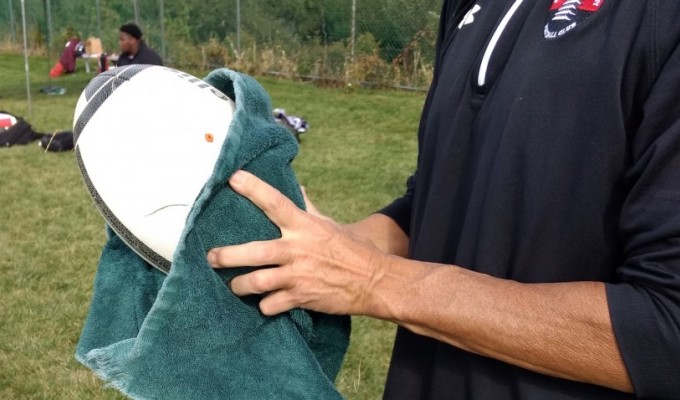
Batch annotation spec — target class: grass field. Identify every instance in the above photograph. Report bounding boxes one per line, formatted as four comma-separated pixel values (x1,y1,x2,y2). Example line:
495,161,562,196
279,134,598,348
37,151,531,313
0,52,424,399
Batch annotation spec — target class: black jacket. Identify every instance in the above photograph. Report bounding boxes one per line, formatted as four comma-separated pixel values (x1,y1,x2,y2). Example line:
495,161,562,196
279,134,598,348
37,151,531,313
381,0,680,398
117,40,163,67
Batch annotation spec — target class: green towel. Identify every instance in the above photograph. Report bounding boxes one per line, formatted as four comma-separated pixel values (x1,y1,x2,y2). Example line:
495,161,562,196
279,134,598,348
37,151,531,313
75,68,350,399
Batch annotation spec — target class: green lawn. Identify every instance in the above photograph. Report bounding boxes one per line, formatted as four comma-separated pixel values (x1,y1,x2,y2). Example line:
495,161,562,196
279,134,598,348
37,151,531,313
0,52,424,399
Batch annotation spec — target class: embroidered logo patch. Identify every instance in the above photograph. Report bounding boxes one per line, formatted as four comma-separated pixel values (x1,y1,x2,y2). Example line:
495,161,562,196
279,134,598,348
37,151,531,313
544,0,605,40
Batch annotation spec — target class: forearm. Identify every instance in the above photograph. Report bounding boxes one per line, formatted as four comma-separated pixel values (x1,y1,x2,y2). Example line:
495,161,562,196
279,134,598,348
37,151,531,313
366,257,634,393
214,171,633,393
345,213,409,257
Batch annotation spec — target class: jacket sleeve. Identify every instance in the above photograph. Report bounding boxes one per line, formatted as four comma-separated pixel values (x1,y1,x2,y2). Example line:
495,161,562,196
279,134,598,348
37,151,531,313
379,173,415,235
605,32,680,399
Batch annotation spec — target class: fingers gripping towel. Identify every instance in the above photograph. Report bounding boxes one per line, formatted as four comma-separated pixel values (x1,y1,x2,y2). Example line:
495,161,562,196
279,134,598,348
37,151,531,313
75,68,350,399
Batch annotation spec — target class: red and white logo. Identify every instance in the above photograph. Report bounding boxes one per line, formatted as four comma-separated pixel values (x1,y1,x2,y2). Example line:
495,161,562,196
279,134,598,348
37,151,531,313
0,113,17,129
544,0,605,40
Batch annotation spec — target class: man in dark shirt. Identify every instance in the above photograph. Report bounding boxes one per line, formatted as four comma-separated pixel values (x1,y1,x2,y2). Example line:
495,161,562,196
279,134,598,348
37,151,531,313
206,0,680,399
115,23,163,67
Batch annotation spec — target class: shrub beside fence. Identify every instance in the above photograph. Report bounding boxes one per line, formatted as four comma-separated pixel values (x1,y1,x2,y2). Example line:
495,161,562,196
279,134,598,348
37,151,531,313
0,0,439,90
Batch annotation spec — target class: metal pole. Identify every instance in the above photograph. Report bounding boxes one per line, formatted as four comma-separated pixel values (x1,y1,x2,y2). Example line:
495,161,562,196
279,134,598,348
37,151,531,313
9,0,16,45
132,0,139,25
351,0,356,63
20,0,31,117
45,0,52,47
44,0,53,75
96,0,102,39
236,0,241,54
159,0,165,60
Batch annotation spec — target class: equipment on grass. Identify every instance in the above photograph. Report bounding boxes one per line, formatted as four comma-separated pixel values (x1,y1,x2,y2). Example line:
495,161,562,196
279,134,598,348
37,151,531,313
40,86,67,95
74,65,236,272
39,131,74,152
0,112,17,128
49,37,84,78
0,111,40,147
273,108,308,142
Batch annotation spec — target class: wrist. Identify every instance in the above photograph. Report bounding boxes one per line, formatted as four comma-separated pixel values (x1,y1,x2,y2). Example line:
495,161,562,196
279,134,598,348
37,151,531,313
361,254,410,321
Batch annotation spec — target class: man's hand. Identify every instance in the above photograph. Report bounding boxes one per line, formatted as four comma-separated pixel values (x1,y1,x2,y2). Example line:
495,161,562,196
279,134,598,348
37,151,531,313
207,170,389,316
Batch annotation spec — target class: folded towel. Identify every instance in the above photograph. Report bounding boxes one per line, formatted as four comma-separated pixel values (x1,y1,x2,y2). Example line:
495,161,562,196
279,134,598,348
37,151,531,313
75,68,350,400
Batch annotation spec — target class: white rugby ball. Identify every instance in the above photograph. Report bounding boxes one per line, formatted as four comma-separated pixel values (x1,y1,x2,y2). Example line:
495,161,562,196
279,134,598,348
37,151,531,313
74,65,236,273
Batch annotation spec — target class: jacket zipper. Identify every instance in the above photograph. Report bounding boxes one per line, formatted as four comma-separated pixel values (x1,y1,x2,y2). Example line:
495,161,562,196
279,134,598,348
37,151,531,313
477,0,525,87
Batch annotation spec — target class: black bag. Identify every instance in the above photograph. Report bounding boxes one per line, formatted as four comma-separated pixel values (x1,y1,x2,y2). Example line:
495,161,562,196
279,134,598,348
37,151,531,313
39,131,74,152
0,111,40,147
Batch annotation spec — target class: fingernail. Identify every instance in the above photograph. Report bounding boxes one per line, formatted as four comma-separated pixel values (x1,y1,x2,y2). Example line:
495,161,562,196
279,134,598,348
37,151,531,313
207,250,217,266
230,170,247,186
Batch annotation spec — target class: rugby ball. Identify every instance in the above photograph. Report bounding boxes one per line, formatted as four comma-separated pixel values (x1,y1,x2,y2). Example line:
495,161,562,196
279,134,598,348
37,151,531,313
74,65,236,273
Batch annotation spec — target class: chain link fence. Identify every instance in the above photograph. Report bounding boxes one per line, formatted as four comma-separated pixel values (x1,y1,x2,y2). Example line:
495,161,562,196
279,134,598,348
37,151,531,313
1,0,440,90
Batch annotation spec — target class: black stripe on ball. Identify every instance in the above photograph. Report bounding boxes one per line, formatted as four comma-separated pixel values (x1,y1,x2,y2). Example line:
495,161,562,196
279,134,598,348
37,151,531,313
76,146,172,274
74,64,153,143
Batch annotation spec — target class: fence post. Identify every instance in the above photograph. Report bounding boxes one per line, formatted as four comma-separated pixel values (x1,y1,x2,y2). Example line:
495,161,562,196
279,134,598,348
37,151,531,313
96,0,102,39
159,0,165,61
9,0,16,45
132,0,139,25
236,0,241,54
350,0,356,63
45,0,52,47
20,0,31,116
44,0,53,74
